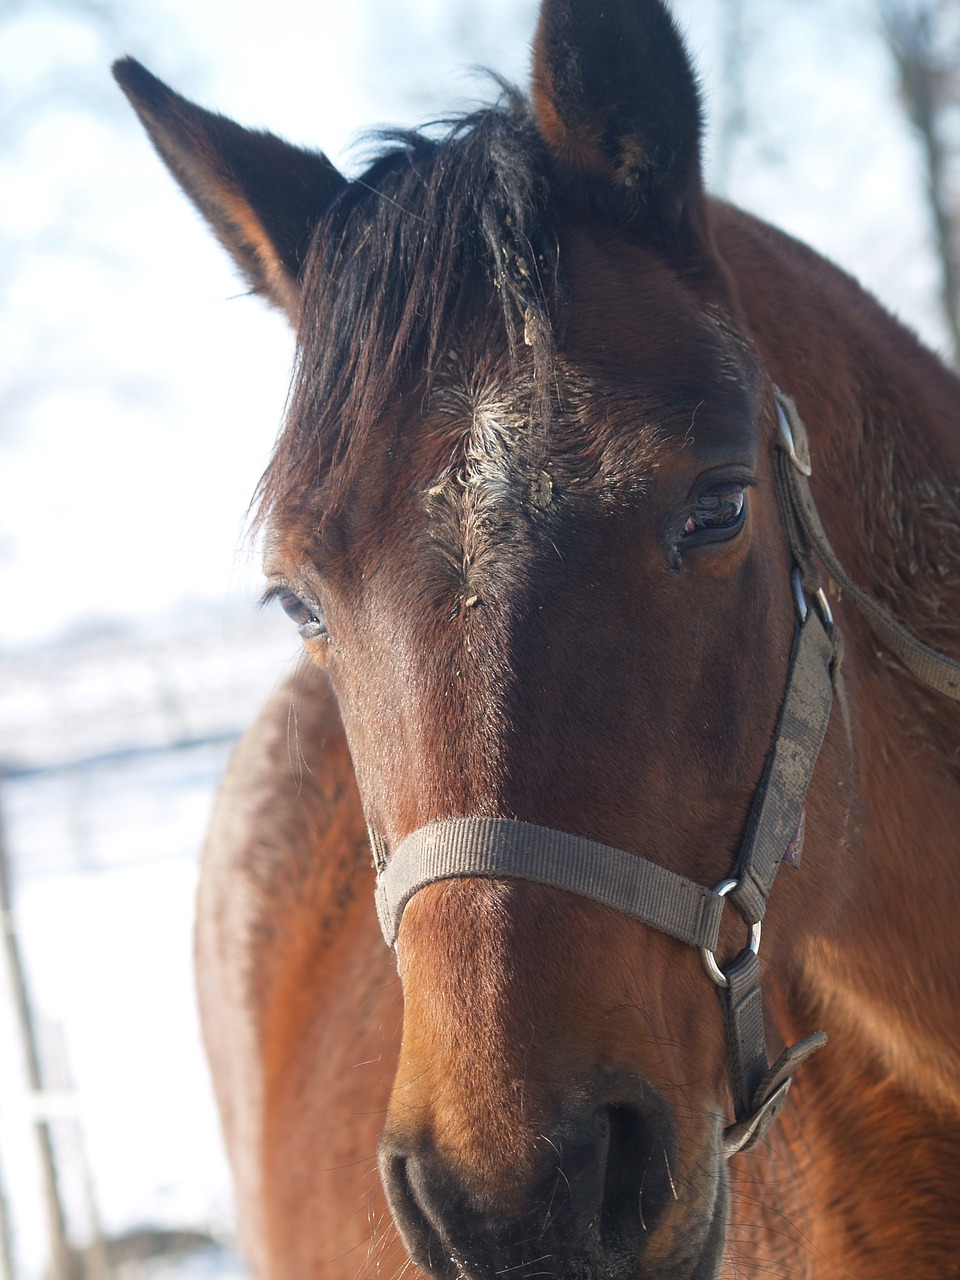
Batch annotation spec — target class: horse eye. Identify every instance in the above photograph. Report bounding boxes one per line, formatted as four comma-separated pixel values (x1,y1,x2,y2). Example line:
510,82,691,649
682,483,746,540
276,588,327,638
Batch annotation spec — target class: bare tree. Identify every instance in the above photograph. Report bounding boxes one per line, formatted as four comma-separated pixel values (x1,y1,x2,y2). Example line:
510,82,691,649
713,0,751,194
879,0,960,359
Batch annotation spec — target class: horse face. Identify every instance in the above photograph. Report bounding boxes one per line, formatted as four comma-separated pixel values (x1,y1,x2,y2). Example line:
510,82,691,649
117,2,841,1276
262,209,802,1278
260,8,805,1277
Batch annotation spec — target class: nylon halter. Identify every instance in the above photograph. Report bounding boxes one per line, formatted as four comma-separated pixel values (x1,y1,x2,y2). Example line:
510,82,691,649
369,388,960,1157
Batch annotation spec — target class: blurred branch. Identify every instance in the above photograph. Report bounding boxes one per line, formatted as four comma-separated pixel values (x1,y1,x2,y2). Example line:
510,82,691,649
714,0,750,194
879,0,960,359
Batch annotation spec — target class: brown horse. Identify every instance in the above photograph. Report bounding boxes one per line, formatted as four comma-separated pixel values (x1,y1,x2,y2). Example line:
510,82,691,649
115,2,960,1277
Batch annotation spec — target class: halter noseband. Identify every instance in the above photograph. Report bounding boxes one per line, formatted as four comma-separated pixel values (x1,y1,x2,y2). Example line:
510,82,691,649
368,389,960,1157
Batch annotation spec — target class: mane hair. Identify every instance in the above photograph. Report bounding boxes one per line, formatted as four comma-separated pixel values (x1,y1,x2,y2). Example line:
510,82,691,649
258,86,563,530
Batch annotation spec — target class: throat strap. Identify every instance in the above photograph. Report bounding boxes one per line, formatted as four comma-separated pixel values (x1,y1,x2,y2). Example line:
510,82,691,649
775,390,960,701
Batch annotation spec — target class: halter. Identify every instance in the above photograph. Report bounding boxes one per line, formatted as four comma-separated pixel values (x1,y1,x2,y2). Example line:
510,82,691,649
369,390,960,1157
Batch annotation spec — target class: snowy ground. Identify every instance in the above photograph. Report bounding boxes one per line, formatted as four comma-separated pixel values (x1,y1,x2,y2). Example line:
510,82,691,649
0,607,303,1280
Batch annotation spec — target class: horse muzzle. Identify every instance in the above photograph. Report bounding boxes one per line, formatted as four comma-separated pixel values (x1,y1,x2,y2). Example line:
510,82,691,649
378,1074,727,1280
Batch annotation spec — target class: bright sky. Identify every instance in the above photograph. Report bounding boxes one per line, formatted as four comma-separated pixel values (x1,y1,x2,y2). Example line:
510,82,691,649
0,0,945,649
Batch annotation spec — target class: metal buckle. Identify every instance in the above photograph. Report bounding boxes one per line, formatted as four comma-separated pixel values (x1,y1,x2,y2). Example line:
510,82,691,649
776,400,812,476
722,1079,792,1157
791,567,834,627
699,879,762,989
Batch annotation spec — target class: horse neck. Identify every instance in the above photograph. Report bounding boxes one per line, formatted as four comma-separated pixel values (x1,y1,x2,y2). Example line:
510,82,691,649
730,1052,960,1277
715,205,960,1127
716,202,960,647
715,202,960,768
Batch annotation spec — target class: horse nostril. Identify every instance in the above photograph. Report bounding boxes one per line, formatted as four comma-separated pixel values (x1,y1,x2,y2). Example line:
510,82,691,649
378,1146,454,1279
600,1103,677,1247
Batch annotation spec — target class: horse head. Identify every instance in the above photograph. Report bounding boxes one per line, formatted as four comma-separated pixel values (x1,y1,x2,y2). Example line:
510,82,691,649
116,3,864,1276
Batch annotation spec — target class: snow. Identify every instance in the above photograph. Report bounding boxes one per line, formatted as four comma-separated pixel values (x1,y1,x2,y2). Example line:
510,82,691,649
0,607,298,774
0,609,304,1280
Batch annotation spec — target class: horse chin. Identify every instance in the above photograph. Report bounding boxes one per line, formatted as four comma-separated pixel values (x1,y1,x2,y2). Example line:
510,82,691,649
399,1207,729,1280
387,1128,729,1280
687,1170,728,1280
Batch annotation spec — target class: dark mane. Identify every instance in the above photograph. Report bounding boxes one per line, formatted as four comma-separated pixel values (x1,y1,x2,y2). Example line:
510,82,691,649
258,86,562,530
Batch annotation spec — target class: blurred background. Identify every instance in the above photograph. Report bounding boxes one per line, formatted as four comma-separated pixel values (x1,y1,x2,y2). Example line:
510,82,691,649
0,0,957,1276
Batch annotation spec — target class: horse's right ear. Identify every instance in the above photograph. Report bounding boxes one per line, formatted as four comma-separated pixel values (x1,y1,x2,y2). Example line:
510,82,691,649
113,58,347,323
531,0,705,256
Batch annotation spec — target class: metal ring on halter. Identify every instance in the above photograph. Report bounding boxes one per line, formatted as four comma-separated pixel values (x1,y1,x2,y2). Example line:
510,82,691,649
791,567,834,627
700,879,762,989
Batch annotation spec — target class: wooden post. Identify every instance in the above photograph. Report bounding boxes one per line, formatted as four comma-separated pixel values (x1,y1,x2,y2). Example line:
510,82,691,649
0,780,72,1280
42,1025,113,1280
0,1115,16,1280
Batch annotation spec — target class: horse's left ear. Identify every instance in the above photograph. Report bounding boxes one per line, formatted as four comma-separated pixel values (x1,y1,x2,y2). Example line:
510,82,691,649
531,0,705,255
113,58,347,323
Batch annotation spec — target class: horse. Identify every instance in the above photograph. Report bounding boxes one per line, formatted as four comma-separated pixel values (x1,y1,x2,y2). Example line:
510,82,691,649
114,1,960,1276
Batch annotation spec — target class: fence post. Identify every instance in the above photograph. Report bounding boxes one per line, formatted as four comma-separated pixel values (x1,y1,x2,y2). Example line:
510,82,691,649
0,1103,15,1280
0,779,72,1280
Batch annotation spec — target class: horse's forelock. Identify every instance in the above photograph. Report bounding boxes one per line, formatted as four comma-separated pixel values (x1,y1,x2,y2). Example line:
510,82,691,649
256,91,562,538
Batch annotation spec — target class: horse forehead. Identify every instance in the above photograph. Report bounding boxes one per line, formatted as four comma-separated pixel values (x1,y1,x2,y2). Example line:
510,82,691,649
431,378,530,479
420,352,752,506
426,359,643,490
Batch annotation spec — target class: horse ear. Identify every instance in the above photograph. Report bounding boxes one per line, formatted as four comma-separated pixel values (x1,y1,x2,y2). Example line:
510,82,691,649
113,58,347,322
531,0,705,253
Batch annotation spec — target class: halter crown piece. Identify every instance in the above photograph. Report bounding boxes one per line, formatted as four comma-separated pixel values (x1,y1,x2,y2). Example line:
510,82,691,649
368,388,960,1157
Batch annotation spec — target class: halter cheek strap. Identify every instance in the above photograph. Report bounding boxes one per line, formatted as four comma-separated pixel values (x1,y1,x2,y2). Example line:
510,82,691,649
368,389,959,1157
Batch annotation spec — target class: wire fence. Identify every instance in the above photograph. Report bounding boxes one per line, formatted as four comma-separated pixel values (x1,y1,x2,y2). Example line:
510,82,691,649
0,607,297,1280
